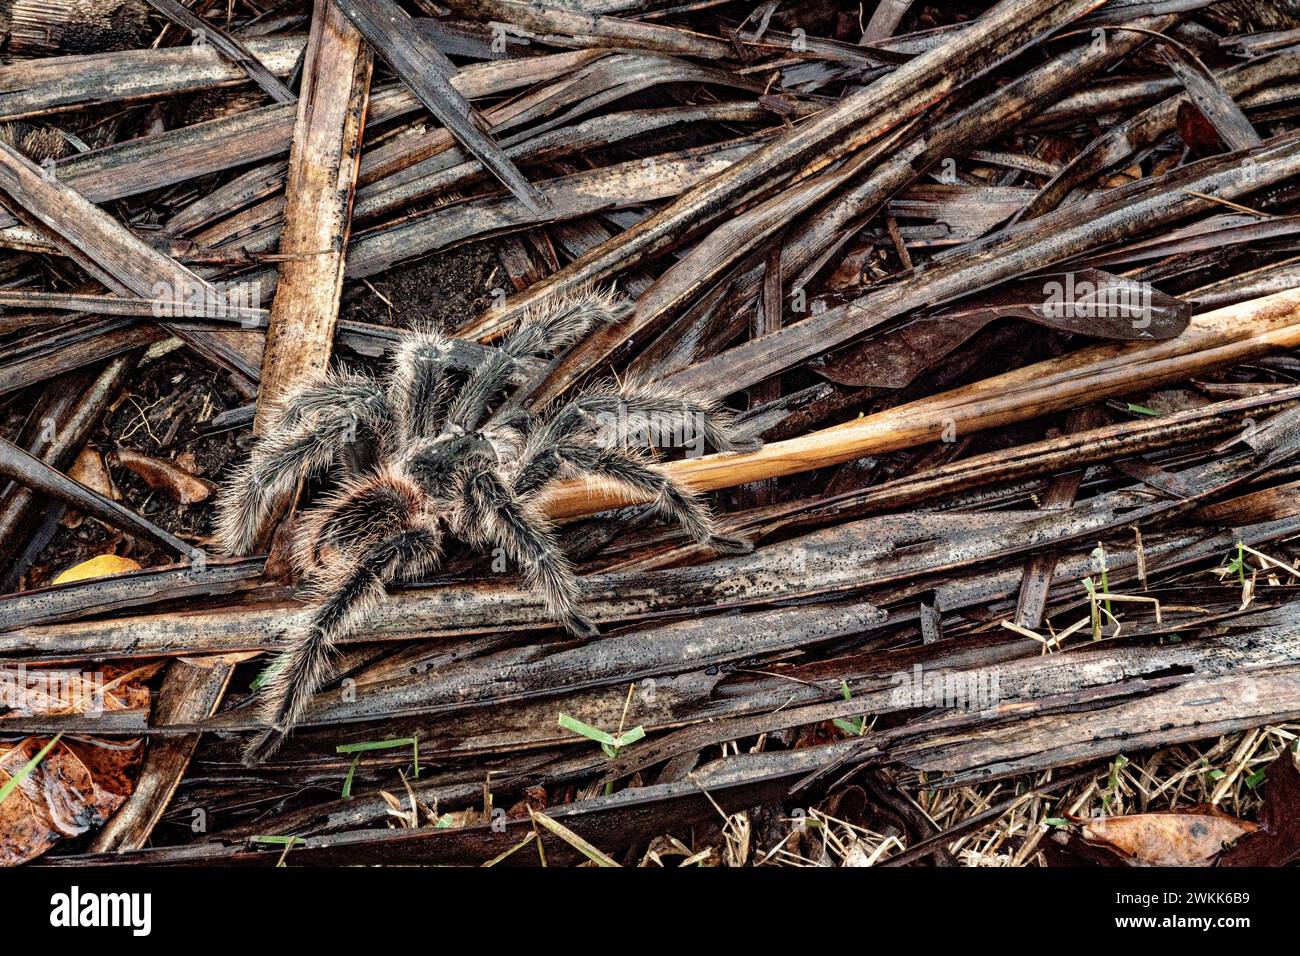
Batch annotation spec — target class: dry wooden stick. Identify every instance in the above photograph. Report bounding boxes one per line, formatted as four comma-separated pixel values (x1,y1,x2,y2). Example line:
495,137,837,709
664,129,1300,397
1012,406,1101,630
0,142,258,389
0,50,601,234
538,12,1153,402
449,0,736,59
1156,46,1261,152
0,290,265,322
540,286,1300,519
863,0,915,43
0,437,195,557
0,354,139,589
332,0,546,212
141,0,296,103
255,0,372,429
0,35,305,122
338,137,763,283
1021,53,1300,221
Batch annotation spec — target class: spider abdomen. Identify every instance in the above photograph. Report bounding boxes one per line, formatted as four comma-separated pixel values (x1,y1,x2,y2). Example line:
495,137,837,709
294,468,435,574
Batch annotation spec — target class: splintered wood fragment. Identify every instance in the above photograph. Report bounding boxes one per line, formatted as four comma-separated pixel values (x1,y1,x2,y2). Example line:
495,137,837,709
863,0,914,42
0,142,258,390
331,0,546,212
0,36,305,122
90,654,250,852
141,0,295,103
255,0,372,430
540,287,1300,519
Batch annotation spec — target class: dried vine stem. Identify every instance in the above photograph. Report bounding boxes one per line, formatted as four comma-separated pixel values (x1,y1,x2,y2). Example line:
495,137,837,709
540,287,1300,520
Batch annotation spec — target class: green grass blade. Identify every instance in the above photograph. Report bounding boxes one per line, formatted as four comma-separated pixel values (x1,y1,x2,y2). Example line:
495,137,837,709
336,737,417,753
613,725,646,748
482,832,536,867
341,754,361,799
249,653,286,693
557,713,618,747
0,733,62,806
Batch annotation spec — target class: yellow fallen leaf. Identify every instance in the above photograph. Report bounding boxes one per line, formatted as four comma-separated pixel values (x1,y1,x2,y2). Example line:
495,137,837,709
52,554,142,585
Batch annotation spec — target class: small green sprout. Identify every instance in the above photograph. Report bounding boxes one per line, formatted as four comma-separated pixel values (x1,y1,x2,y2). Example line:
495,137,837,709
557,713,645,758
833,681,867,736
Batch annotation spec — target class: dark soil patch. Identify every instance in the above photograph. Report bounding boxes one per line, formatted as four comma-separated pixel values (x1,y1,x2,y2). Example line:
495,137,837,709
342,243,500,331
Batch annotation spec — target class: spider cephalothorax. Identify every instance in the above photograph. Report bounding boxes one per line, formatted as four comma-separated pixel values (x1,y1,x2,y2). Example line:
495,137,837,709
216,288,760,765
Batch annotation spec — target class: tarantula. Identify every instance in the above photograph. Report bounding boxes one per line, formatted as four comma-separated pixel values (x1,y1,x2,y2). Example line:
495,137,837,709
216,288,761,765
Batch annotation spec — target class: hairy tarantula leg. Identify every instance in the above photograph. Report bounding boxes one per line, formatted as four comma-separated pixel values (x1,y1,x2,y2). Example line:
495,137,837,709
214,412,368,556
498,285,631,360
463,470,598,638
270,371,387,434
387,329,455,441
521,443,752,555
544,380,762,457
442,351,515,435
445,286,629,433
243,526,444,766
